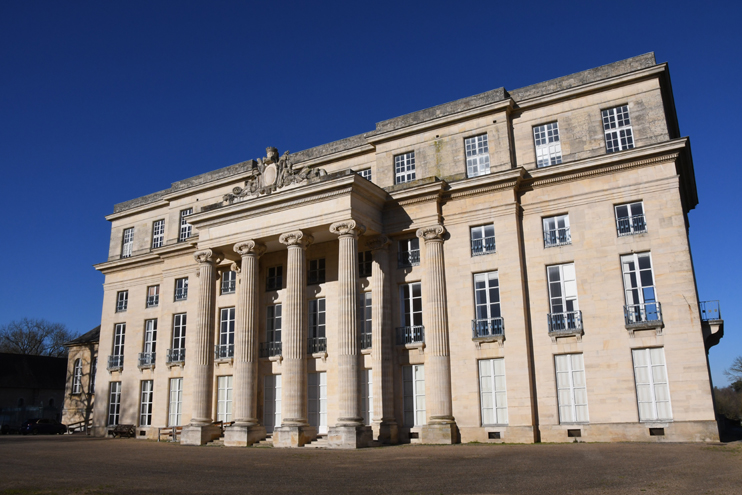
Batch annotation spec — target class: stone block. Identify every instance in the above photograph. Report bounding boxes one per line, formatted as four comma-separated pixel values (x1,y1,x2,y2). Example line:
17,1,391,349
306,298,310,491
224,425,267,447
328,425,373,449
180,424,222,446
420,423,458,445
273,425,317,448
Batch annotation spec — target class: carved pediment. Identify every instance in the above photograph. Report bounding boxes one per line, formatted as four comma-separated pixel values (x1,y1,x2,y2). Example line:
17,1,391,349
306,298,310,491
223,147,327,204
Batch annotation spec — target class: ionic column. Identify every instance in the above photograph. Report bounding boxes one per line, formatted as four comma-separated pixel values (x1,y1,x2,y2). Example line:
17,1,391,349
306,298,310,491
330,220,366,427
191,249,217,426
417,225,457,443
368,235,398,444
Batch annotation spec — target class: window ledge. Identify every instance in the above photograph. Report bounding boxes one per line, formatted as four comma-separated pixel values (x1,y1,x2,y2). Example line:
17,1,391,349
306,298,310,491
400,342,425,355
473,335,504,348
312,351,328,363
626,321,663,336
268,354,283,363
361,347,372,355
166,361,185,369
549,329,583,343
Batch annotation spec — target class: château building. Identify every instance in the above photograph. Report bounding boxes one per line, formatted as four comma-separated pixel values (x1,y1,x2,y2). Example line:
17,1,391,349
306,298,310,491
87,53,724,447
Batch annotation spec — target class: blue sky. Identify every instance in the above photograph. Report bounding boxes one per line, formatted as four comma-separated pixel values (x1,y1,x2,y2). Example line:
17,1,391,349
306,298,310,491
0,1,739,386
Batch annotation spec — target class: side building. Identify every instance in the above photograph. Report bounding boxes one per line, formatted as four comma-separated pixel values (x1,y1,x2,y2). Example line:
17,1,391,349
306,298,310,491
90,53,724,446
61,326,100,433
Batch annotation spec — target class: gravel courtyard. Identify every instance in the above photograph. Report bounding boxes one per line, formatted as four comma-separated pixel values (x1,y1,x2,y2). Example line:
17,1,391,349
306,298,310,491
0,436,740,494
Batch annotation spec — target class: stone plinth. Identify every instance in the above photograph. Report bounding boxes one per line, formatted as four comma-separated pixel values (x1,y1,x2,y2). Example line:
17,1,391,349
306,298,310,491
328,425,373,449
224,425,267,447
374,421,399,445
273,425,317,448
180,424,222,446
420,423,458,445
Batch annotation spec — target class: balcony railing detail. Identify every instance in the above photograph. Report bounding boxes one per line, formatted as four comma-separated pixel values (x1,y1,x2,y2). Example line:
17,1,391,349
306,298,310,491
700,300,721,321
214,344,234,360
259,341,282,358
221,281,236,294
396,325,425,345
543,228,571,248
471,239,496,257
146,295,159,307
107,355,124,371
547,311,583,335
360,333,372,350
397,250,420,268
138,352,156,368
624,302,663,327
308,337,327,354
166,348,185,365
616,214,647,236
472,317,505,339
174,288,188,301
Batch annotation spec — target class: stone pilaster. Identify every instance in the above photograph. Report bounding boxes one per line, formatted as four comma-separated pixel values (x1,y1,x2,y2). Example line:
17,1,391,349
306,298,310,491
181,249,222,446
225,240,267,447
273,230,316,448
416,225,458,444
328,220,373,449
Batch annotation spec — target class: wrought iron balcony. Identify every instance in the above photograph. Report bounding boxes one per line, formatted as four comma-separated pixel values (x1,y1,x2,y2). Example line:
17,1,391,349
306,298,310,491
472,317,505,340
616,214,647,236
624,302,663,328
700,300,721,321
166,348,185,365
360,333,372,350
700,300,724,351
107,355,124,371
308,337,327,354
221,280,236,295
543,228,571,248
547,311,583,336
471,238,496,257
174,288,188,301
397,250,420,268
146,295,159,307
214,344,234,361
138,352,156,368
259,341,282,358
396,325,425,345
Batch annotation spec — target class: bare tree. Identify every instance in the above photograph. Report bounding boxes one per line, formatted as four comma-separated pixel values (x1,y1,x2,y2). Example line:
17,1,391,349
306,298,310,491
725,356,742,385
0,318,77,357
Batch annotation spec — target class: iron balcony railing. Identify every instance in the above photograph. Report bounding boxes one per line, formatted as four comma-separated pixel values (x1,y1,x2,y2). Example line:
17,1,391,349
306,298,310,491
308,337,327,354
397,250,420,268
472,317,505,339
624,302,663,327
138,352,156,368
700,300,721,321
166,348,185,365
396,325,425,345
146,295,159,307
360,333,372,350
214,343,234,360
221,280,236,294
543,228,571,248
471,238,496,257
174,288,188,301
616,214,647,236
259,341,282,358
107,355,124,371
547,311,583,335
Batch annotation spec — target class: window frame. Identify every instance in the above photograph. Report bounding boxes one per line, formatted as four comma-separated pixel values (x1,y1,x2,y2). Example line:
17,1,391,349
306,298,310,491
308,258,326,285
399,282,423,327
470,224,496,256
115,290,128,312
359,168,372,181
543,214,571,248
403,364,426,427
267,304,282,343
473,271,501,321
632,347,673,422
107,381,121,426
614,201,646,236
221,270,237,295
143,319,157,355
358,250,373,277
533,121,563,168
309,298,326,339
216,375,233,423
121,227,134,259
151,219,165,249
174,277,188,301
394,151,416,184
266,265,283,291
139,380,154,427
72,359,83,395
172,313,187,351
398,238,420,268
178,208,193,242
146,285,160,308
218,307,235,354
112,323,126,357
168,377,183,427
554,353,589,424
479,358,508,426
464,133,491,178
547,263,579,315
361,368,373,426
602,105,634,153
359,292,372,348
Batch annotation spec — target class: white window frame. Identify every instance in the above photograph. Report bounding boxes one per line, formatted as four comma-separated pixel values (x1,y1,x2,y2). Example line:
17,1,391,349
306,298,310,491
632,348,673,422
112,323,126,357
479,358,508,425
168,378,182,427
143,319,157,354
172,313,186,350
403,364,426,427
140,380,153,427
543,214,571,247
474,271,501,321
533,122,563,168
221,270,237,295
359,292,372,344
309,298,326,339
308,372,327,434
116,290,128,312
178,208,193,242
266,265,282,291
219,307,235,352
470,224,496,256
621,252,659,323
217,375,233,423
615,202,646,236
72,359,82,395
359,168,372,181
398,238,420,267
400,282,423,328
267,304,282,343
121,228,134,258
547,263,579,315
361,369,373,426
107,382,121,426
146,285,159,308
602,105,634,153
465,134,491,177
264,374,281,433
555,353,589,424
151,219,165,249
174,277,188,301
394,151,416,184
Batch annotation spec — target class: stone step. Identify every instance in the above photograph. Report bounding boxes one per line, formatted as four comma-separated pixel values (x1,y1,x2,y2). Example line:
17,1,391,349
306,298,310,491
253,434,273,447
302,434,328,449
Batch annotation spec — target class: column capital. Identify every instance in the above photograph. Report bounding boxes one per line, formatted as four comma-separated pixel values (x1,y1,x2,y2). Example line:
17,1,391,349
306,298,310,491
330,220,366,238
416,224,447,243
366,234,390,252
194,249,215,264
234,240,266,258
279,230,314,249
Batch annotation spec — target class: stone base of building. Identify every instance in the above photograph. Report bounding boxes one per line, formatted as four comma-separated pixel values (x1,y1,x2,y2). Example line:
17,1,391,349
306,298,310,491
273,425,317,448
373,421,399,445
328,425,373,449
539,420,719,443
420,422,459,444
180,424,223,446
459,425,536,444
224,424,267,447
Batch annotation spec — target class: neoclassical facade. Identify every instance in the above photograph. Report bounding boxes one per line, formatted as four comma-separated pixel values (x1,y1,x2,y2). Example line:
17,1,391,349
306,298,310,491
90,53,723,447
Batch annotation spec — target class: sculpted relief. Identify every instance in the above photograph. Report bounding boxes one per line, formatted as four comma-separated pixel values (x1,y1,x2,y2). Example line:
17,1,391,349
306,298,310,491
223,147,327,204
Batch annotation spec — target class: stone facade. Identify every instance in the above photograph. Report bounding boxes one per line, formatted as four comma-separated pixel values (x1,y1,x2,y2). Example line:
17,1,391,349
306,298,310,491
86,53,721,446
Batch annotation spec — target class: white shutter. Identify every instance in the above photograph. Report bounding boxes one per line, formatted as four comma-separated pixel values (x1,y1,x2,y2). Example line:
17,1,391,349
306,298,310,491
632,348,672,421
555,354,588,423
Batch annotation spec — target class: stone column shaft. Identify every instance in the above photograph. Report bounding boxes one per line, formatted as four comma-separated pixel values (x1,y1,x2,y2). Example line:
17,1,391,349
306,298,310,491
191,249,216,425
369,236,395,426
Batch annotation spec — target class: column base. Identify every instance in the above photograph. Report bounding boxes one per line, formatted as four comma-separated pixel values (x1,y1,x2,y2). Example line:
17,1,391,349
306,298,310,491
328,425,373,449
420,422,459,445
373,421,399,445
180,424,222,446
273,425,317,448
224,424,267,447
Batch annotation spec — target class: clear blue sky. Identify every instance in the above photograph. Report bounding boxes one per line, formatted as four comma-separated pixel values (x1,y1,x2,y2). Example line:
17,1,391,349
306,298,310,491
1,1,739,386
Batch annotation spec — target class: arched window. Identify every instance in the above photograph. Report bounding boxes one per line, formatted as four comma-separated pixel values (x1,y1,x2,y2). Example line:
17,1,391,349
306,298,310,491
72,359,83,394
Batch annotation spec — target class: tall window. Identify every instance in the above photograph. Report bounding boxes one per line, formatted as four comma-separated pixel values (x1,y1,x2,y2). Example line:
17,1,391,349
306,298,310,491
267,304,282,343
143,319,157,366
121,228,134,258
470,224,496,256
116,291,128,312
465,134,490,177
547,263,579,316
394,151,416,184
308,259,325,285
217,376,233,423
174,278,188,301
107,382,121,426
403,364,426,427
151,219,165,249
533,122,562,167
218,308,235,358
400,282,423,336
359,169,372,181
479,358,508,425
179,208,193,242
602,105,634,153
621,253,659,323
358,250,372,277
140,380,153,427
113,323,126,357
172,314,187,350
72,359,82,394
168,378,183,427
361,369,373,426
266,266,282,291
309,299,326,339
146,285,159,308
90,358,96,394
632,348,672,421
555,353,589,423
221,270,236,295
360,292,372,349
398,238,420,267
264,375,281,433
615,202,646,236
543,214,571,247
308,372,328,434
473,272,501,333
